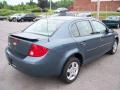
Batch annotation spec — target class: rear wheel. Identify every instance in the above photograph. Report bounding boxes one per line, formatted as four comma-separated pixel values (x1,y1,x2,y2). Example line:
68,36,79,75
12,18,17,22
108,40,118,54
60,56,81,83
20,19,24,22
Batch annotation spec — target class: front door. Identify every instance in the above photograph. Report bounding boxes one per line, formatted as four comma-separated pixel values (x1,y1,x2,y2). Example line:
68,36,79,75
91,20,114,54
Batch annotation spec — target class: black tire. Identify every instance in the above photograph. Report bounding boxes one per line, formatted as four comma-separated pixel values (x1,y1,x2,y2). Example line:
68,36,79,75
108,40,118,55
60,56,81,84
20,19,24,22
9,20,12,22
12,18,17,22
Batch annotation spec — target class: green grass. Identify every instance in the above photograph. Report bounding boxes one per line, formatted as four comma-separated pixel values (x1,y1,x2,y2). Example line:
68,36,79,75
0,9,30,16
92,12,120,20
0,8,120,19
0,9,16,16
0,8,53,16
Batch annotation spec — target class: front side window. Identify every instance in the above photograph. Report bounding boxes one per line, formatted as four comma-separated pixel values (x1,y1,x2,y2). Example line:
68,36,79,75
92,21,106,33
76,21,93,36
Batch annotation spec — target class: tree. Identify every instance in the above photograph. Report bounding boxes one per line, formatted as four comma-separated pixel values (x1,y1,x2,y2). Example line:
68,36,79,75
38,0,48,10
3,1,8,8
55,0,73,8
30,0,33,4
0,2,3,9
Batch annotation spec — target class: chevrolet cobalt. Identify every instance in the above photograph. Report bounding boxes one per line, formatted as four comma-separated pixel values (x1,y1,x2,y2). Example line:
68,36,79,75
6,16,119,83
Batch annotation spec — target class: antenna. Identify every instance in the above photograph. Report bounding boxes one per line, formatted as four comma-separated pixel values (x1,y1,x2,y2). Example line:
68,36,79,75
46,12,50,42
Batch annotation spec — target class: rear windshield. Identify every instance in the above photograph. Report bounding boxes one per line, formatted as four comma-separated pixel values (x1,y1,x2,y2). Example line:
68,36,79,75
24,19,65,36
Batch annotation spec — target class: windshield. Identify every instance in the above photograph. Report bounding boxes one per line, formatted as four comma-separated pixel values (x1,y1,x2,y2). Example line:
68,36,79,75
24,19,65,36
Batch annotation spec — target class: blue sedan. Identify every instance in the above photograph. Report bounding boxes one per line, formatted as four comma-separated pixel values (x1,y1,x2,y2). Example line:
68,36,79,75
6,16,119,83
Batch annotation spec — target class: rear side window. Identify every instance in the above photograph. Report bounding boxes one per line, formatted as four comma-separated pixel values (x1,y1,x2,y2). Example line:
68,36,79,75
92,21,106,33
76,21,93,36
71,24,80,37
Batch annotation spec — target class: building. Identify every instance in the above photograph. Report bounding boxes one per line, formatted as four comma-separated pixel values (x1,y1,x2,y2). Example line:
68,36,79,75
72,0,120,11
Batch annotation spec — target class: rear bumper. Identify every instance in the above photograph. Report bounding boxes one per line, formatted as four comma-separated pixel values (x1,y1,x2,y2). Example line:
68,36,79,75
5,48,62,76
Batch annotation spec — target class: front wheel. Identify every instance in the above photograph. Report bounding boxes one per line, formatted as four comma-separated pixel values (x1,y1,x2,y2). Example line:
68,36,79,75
108,40,118,54
20,19,24,22
60,56,81,83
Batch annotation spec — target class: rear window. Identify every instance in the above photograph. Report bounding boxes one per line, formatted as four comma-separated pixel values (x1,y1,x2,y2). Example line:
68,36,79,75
24,19,65,36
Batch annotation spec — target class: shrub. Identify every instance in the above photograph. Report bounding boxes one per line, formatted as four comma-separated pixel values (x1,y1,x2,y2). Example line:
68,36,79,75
0,9,15,16
31,8,41,12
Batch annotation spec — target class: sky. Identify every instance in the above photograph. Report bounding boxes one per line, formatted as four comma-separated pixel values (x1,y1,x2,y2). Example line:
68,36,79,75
0,0,60,5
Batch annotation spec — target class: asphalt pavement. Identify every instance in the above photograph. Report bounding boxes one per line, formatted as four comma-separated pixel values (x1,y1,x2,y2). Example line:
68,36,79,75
0,21,120,90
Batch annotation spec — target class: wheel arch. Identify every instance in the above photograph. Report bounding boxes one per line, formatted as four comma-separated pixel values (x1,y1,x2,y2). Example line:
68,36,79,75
63,50,84,66
115,37,119,44
59,50,84,76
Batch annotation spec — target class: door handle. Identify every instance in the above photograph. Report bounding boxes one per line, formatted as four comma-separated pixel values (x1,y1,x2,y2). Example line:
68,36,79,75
80,42,86,46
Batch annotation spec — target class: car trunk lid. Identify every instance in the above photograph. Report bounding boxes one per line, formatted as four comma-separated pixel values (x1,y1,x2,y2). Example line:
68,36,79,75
8,32,48,56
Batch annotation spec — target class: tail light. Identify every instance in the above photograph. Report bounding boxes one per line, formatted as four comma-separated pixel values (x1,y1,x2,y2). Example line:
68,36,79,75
28,44,48,57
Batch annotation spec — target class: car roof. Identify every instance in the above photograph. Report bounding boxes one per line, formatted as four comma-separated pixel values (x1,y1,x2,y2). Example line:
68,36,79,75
48,16,96,21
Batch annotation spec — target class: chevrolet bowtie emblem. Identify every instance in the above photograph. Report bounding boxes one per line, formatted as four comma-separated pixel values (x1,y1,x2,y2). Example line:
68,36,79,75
13,42,17,46
11,38,19,46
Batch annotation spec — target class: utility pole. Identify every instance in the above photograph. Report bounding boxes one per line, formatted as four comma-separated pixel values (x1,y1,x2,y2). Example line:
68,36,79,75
49,0,52,11
97,0,100,19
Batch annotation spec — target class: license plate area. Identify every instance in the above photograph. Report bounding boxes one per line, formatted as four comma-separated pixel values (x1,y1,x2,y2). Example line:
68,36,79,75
7,55,13,65
7,55,17,68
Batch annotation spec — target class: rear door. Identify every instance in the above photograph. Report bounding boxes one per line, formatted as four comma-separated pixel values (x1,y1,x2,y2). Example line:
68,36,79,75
71,20,102,62
91,20,114,54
